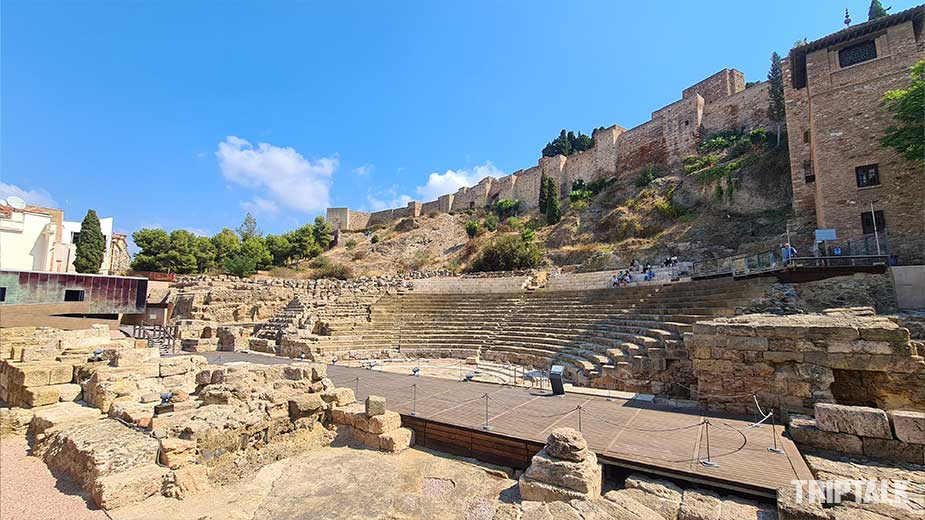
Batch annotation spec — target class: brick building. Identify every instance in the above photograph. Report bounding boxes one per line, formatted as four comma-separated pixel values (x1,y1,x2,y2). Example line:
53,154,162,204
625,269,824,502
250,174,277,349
784,6,924,264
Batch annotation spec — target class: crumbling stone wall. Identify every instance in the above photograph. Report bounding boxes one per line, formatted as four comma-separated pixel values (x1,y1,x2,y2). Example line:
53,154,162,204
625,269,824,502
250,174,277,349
688,312,924,416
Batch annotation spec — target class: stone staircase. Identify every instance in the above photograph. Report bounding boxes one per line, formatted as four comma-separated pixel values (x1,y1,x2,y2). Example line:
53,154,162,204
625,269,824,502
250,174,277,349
249,295,314,353
289,277,773,392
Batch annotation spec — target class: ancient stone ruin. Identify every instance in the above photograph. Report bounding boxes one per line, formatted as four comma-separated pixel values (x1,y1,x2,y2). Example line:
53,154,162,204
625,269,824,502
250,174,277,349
519,428,602,502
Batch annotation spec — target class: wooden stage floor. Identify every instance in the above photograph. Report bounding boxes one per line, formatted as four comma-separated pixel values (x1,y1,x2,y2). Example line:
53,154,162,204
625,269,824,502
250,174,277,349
327,365,812,498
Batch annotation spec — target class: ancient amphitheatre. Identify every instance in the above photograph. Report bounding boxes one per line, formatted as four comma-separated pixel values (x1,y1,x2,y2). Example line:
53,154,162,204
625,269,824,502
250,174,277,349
2,3,925,520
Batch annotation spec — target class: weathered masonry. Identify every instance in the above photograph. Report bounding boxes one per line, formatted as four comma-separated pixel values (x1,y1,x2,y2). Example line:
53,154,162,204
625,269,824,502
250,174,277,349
784,7,925,265
327,68,772,231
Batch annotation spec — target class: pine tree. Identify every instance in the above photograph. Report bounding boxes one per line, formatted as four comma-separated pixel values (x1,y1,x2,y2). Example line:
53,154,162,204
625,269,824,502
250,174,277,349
767,52,786,145
868,0,889,20
545,177,561,225
73,209,106,273
312,216,333,250
538,174,549,214
236,212,261,241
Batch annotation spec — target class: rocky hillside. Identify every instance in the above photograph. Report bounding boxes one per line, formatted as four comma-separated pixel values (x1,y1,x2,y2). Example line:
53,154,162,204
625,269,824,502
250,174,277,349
292,130,793,277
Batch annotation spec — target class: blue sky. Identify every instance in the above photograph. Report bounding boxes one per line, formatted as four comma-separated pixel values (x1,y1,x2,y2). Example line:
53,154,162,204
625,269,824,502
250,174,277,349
3,1,919,237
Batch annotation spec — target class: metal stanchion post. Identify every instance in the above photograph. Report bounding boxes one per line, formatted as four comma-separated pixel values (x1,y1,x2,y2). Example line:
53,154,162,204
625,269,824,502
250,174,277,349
411,383,417,417
768,409,784,454
700,420,719,468
482,394,491,431
577,405,582,432
607,383,613,402
355,377,359,399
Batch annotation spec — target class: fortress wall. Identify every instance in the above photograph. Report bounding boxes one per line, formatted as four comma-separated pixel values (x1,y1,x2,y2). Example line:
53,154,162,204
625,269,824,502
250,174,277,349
327,208,371,231
512,167,543,209
421,200,441,215
682,68,745,103
702,82,772,134
327,68,773,228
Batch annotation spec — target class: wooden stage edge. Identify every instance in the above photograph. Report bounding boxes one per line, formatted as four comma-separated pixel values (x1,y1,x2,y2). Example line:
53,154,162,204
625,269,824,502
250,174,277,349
328,365,813,500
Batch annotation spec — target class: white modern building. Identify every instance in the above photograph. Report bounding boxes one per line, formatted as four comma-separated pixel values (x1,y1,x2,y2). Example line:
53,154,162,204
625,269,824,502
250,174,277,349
0,201,128,274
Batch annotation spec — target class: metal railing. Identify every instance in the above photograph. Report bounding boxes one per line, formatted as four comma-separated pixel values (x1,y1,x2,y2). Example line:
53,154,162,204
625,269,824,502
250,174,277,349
132,323,179,354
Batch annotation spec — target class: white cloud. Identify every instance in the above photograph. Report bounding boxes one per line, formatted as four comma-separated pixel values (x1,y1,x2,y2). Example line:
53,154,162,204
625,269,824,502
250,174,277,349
216,136,337,215
0,182,57,208
352,164,374,176
240,197,279,215
367,187,413,211
415,162,504,201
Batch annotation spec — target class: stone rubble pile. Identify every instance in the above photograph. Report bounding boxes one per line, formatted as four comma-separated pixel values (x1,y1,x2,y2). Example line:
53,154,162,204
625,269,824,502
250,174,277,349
518,428,602,502
331,395,415,452
788,403,924,464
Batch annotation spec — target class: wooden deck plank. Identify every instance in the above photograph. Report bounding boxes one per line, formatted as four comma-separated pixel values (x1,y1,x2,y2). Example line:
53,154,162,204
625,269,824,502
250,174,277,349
328,366,810,496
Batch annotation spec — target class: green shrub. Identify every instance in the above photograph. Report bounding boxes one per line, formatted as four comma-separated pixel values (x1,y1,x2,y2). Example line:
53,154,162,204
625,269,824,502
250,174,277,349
748,128,767,145
729,138,753,158
470,233,542,272
570,199,590,211
465,220,480,238
494,199,521,219
636,167,657,187
225,255,257,277
699,130,743,152
484,214,500,232
370,235,380,244
309,256,353,280
568,189,593,203
682,154,719,174
344,239,357,250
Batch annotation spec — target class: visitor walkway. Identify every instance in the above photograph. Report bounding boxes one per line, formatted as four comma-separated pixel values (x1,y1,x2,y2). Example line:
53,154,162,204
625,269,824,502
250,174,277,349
327,365,811,499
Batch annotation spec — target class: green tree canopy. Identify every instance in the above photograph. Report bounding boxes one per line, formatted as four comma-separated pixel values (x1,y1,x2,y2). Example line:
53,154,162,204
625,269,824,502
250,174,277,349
881,60,925,165
241,236,272,270
266,234,293,266
542,129,594,157
236,212,261,241
767,52,786,124
193,236,216,273
211,228,241,265
312,216,333,250
545,177,561,225
225,255,257,277
73,209,106,273
868,0,889,20
538,173,549,214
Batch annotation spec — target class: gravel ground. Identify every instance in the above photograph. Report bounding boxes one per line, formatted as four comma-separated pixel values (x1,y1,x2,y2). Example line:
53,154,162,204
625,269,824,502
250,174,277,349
0,437,108,520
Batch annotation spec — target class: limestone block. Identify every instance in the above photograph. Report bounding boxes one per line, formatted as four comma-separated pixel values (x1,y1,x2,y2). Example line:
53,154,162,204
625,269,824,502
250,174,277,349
360,430,381,450
48,383,82,402
618,472,683,519
379,427,414,452
365,395,386,416
321,387,356,407
788,416,863,455
31,402,103,436
163,464,211,500
23,386,61,407
48,363,75,385
521,450,601,496
0,407,35,437
888,410,924,444
861,437,925,465
11,363,51,386
677,489,722,520
545,428,589,462
109,401,154,425
91,463,169,510
600,490,667,520
112,348,158,367
776,484,829,520
159,358,191,377
331,403,364,427
518,477,590,503
815,403,891,439
288,393,324,419
365,410,401,435
159,438,198,469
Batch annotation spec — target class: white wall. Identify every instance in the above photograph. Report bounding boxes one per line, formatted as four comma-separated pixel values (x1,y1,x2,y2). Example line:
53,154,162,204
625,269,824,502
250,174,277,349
0,211,55,271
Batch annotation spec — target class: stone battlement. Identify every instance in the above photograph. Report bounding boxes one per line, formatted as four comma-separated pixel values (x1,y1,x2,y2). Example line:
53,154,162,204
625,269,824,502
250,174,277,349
327,68,771,230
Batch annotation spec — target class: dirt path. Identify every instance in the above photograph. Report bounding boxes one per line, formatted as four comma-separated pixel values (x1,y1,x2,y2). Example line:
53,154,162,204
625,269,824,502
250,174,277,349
0,436,108,520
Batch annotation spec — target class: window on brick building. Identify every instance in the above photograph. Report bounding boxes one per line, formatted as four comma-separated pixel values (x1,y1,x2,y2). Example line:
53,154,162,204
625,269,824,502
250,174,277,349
803,159,815,183
861,210,886,234
803,130,811,144
838,40,877,68
855,164,880,188
0,287,6,302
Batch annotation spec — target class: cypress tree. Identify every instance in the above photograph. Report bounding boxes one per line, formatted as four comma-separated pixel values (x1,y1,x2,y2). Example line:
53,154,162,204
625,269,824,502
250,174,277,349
868,0,889,20
73,209,106,273
767,52,786,145
545,177,561,225
538,174,549,214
